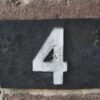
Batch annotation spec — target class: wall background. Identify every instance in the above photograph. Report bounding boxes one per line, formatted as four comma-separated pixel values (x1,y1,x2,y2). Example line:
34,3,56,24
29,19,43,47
0,0,100,19
0,0,100,100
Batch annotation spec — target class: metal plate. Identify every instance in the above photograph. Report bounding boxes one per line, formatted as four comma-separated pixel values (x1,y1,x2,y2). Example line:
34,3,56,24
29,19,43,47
0,19,100,89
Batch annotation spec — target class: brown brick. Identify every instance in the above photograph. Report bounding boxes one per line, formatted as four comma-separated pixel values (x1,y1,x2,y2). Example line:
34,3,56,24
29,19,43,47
1,89,100,100
0,0,100,20
3,94,100,100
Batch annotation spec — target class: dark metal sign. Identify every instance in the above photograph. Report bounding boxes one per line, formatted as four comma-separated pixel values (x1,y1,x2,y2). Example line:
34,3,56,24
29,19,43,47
0,19,100,89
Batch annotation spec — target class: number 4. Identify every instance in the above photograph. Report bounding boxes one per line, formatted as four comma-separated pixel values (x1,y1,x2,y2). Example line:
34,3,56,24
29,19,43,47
32,28,67,85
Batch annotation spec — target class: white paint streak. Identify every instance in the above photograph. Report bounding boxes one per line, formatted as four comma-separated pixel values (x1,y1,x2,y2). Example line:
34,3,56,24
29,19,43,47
22,0,30,4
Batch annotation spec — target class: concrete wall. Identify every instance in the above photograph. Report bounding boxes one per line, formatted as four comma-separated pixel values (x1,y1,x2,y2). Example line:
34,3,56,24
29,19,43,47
0,0,100,100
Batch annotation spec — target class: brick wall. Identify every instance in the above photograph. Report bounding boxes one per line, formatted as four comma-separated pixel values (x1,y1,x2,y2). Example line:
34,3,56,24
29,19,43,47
0,0,100,19
1,89,100,100
0,0,100,100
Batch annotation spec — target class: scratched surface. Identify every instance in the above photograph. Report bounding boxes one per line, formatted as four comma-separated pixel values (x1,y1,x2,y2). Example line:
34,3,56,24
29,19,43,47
0,19,100,89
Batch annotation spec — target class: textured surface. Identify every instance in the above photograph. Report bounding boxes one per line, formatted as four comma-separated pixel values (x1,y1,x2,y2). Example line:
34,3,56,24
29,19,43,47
0,19,100,89
0,0,100,19
1,89,100,100
0,0,100,100
3,94,100,100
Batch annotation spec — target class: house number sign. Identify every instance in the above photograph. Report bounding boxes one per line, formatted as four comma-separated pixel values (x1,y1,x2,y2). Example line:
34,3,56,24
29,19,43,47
0,19,100,89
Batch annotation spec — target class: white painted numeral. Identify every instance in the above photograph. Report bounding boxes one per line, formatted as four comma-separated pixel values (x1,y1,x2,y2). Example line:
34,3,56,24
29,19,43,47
32,28,67,85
